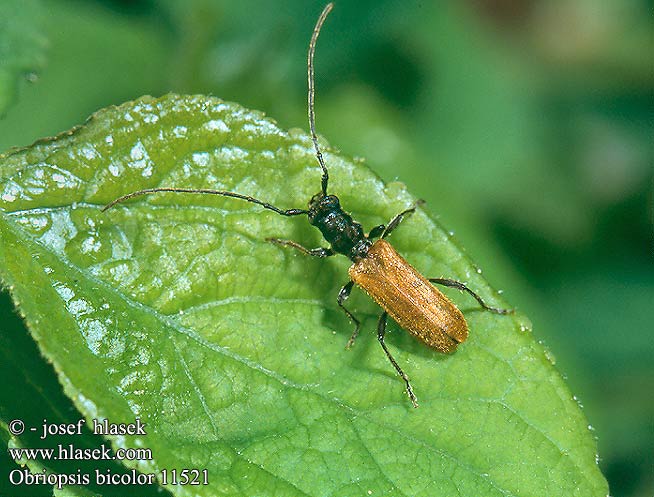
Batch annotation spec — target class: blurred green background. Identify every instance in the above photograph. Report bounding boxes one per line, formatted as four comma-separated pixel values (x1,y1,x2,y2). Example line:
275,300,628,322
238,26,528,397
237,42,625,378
0,0,651,495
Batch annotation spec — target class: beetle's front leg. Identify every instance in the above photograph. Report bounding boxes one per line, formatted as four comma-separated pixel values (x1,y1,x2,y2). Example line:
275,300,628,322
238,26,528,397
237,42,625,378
266,238,334,257
369,199,425,240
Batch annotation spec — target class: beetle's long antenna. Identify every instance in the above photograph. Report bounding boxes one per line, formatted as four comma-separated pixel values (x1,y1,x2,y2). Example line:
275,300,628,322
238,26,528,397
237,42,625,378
101,187,307,216
308,3,333,196
103,6,335,216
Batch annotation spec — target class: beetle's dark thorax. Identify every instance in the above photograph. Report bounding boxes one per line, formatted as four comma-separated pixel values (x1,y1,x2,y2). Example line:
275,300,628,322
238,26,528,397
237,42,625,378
308,193,371,262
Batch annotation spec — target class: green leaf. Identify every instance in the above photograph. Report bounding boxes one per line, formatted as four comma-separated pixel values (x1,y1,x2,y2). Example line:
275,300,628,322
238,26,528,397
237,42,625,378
0,0,47,114
0,296,164,497
0,94,608,496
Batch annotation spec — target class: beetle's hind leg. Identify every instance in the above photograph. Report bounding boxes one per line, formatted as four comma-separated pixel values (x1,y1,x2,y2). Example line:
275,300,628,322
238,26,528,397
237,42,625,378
368,199,425,240
429,278,513,315
266,238,334,257
377,312,419,408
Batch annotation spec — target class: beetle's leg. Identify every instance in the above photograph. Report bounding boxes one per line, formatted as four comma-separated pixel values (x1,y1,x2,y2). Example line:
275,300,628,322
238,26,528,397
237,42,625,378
429,278,513,314
337,281,361,349
377,312,418,408
380,199,425,239
367,224,386,240
266,238,334,257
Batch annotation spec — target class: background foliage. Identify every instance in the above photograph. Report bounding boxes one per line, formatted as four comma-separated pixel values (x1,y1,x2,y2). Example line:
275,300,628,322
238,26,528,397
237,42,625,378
0,0,651,495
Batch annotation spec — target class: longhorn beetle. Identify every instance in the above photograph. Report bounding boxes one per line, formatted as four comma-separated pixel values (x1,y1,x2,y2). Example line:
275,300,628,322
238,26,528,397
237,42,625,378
103,3,512,408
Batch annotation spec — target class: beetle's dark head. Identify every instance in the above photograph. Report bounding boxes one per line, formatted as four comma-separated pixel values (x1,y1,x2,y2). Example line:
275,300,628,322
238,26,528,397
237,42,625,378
307,192,340,225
